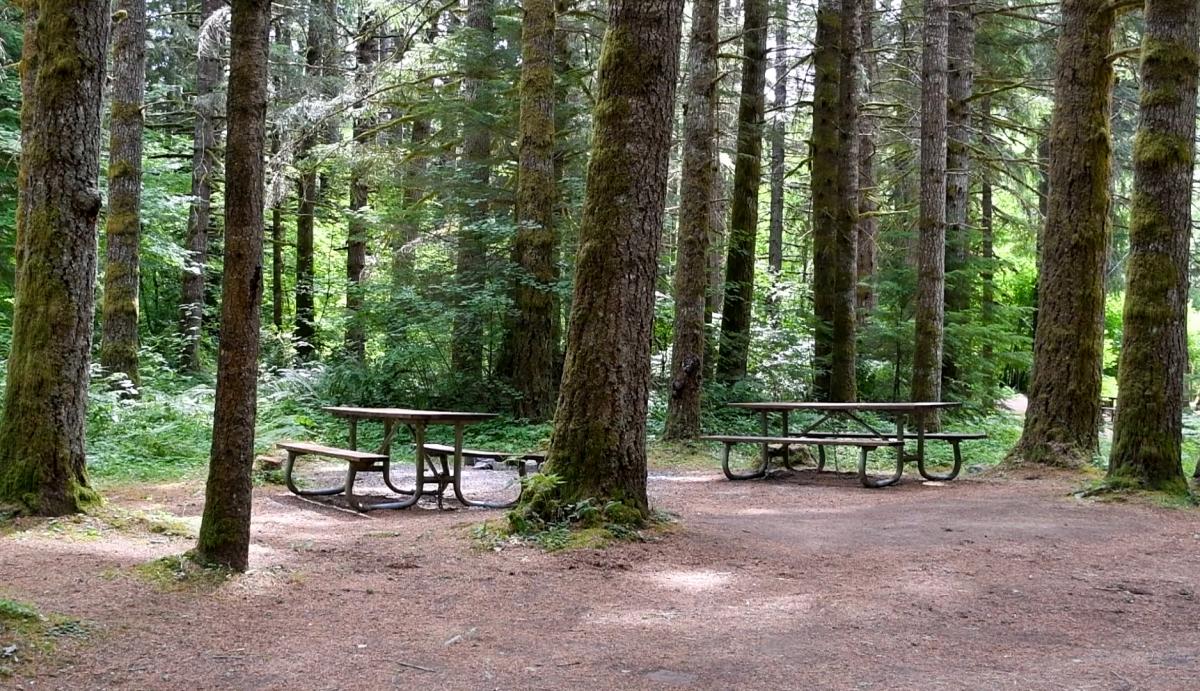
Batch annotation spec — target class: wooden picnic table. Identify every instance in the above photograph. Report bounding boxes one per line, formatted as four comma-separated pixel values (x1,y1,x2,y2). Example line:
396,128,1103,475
723,401,963,487
321,406,511,510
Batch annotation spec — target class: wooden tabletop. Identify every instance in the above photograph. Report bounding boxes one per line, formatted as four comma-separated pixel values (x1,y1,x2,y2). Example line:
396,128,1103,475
322,406,499,424
728,401,962,413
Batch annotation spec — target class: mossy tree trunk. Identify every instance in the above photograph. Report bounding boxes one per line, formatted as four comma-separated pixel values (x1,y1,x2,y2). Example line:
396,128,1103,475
911,0,948,416
543,0,684,516
1107,0,1198,493
180,0,224,372
0,0,109,516
451,0,495,382
664,0,720,440
855,0,879,322
1010,0,1116,467
811,0,859,401
345,16,376,361
941,0,974,389
767,1,788,275
100,0,148,386
501,0,558,421
715,0,768,383
195,0,271,572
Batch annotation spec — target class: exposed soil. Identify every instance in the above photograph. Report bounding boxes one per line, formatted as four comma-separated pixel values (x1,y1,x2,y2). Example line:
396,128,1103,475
2,464,1198,690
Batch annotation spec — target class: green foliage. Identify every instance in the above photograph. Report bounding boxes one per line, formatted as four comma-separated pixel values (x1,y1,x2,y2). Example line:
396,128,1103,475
496,473,652,551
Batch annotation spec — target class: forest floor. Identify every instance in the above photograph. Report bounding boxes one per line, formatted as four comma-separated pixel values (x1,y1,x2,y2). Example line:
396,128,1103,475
2,460,1199,690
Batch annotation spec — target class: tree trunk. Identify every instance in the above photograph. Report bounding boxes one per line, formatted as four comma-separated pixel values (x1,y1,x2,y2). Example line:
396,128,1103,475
811,0,859,401
543,0,684,516
345,17,376,361
180,0,224,371
855,0,879,321
272,201,284,330
715,0,768,383
100,0,148,386
980,93,994,363
911,0,948,414
664,0,720,440
767,3,788,274
451,0,495,381
0,0,109,516
294,5,325,361
830,0,861,402
502,0,558,420
941,0,974,387
195,0,271,572
811,0,840,397
1108,0,1197,493
1011,0,1116,466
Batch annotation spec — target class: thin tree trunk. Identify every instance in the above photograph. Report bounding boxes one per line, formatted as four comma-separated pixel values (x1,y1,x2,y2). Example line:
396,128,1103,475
294,4,325,360
715,0,768,383
767,2,788,274
941,0,974,387
100,0,148,386
911,0,949,416
1108,0,1198,492
345,16,376,361
501,0,558,420
665,0,720,440
272,201,284,329
980,93,994,364
451,0,495,381
1011,0,1116,467
195,0,271,572
180,0,224,371
0,0,109,516
542,0,685,516
856,0,879,322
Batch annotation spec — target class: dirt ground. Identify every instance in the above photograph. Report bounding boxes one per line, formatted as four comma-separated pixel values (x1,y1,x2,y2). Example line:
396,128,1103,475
2,462,1199,691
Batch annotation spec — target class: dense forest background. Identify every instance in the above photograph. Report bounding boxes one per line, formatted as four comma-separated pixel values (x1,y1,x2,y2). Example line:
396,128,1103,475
0,0,1195,481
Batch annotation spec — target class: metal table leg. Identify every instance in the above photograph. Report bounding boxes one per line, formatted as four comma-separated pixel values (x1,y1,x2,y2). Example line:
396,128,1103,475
452,424,522,508
858,446,904,488
722,441,770,480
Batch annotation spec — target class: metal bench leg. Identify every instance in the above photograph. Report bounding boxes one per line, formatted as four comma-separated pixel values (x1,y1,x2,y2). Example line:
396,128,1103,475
917,441,963,481
283,451,347,497
858,446,904,488
722,442,769,480
344,464,365,512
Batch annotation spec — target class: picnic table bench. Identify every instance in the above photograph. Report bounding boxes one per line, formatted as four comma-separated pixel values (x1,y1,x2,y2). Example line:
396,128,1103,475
711,401,980,487
279,407,532,512
700,435,906,487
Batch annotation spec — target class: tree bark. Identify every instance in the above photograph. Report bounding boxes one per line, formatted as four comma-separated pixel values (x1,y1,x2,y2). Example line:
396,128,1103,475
767,2,788,274
345,16,376,361
911,0,948,414
811,0,840,397
941,0,974,387
451,0,495,381
1108,0,1197,493
544,0,684,515
855,0,879,321
831,0,860,401
715,0,768,383
1011,0,1116,466
195,0,271,572
100,0,148,386
180,0,224,371
0,0,109,516
664,0,720,440
294,4,326,361
810,0,858,401
502,0,558,420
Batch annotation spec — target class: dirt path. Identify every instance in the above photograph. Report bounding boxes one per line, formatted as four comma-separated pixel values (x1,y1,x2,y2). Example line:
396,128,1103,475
2,468,1198,690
